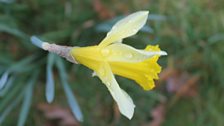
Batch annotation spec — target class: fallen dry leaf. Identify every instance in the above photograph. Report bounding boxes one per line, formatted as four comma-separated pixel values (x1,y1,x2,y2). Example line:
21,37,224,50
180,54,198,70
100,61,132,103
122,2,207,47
175,75,199,97
149,103,166,126
159,67,177,81
160,67,199,97
166,71,199,97
160,66,200,107
37,103,79,126
142,103,166,126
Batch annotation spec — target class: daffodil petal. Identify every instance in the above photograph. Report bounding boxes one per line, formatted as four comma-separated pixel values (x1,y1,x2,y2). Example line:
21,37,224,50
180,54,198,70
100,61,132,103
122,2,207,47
95,62,135,119
99,11,149,47
101,43,166,62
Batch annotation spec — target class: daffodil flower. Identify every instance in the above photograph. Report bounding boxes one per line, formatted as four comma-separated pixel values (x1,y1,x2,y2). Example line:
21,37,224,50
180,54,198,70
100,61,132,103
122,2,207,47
70,11,167,119
31,11,167,120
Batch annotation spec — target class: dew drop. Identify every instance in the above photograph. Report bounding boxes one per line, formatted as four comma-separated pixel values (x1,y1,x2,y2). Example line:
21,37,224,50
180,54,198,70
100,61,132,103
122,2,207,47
125,53,133,58
105,79,113,87
99,68,106,77
132,28,137,33
101,49,110,57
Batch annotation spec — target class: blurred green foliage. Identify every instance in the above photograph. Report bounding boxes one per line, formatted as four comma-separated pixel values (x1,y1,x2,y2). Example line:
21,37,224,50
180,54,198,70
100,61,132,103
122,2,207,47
0,0,224,126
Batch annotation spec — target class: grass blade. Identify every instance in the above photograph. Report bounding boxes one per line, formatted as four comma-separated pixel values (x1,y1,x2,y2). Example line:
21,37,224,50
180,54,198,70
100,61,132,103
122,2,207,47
0,93,23,125
17,73,38,126
0,76,15,97
46,53,55,103
8,56,35,73
56,58,83,122
148,14,166,21
0,80,22,112
0,24,27,40
0,71,9,90
208,33,224,45
0,0,15,4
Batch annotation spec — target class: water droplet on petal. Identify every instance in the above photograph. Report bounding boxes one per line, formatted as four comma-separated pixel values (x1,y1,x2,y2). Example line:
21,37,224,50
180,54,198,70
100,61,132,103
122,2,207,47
103,76,111,86
132,29,137,33
99,70,105,77
125,53,133,58
107,82,111,87
101,49,110,57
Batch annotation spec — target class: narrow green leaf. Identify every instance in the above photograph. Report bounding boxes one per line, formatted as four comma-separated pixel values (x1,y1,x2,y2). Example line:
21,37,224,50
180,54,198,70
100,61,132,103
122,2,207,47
0,71,9,90
0,24,29,48
0,24,27,40
8,56,35,73
208,33,224,45
0,93,23,125
46,53,55,103
17,73,38,126
56,58,83,122
0,76,15,97
0,80,22,112
148,14,166,21
141,26,154,33
0,0,15,4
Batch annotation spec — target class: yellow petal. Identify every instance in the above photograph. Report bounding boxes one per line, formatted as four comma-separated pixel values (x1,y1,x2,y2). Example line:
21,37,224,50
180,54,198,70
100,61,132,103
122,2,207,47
109,45,162,90
70,46,104,70
70,47,135,119
95,62,135,119
99,11,149,47
102,43,166,62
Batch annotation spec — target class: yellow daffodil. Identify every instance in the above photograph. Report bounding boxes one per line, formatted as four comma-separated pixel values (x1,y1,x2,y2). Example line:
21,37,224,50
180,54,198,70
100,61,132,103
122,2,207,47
30,11,166,120
70,11,167,119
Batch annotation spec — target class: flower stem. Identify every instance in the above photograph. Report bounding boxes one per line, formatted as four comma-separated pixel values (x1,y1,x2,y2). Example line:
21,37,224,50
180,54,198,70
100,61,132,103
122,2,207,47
30,36,77,63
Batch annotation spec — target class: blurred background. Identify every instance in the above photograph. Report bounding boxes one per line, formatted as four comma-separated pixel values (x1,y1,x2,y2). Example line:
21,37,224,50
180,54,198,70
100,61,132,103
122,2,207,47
0,0,224,126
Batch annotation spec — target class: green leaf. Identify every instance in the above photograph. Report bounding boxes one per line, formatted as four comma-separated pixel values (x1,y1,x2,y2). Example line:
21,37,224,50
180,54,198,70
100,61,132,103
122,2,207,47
0,0,15,4
0,76,15,97
0,80,22,112
0,71,10,90
208,33,224,45
0,24,27,39
0,93,23,125
46,53,55,103
148,14,166,21
8,56,35,73
0,24,29,47
56,57,83,122
17,73,39,126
